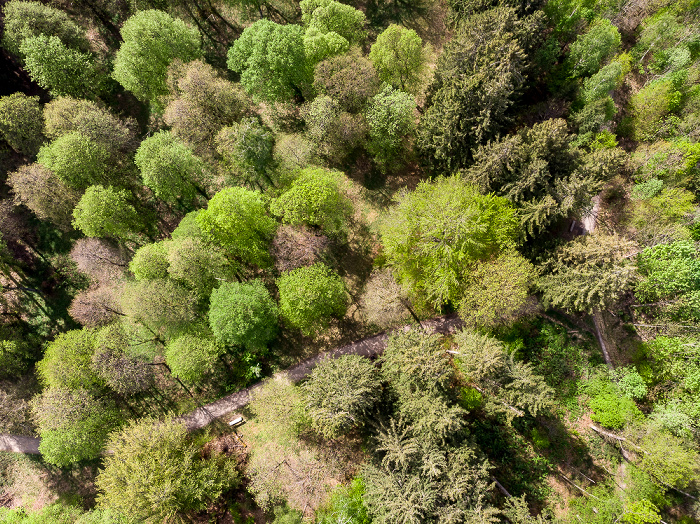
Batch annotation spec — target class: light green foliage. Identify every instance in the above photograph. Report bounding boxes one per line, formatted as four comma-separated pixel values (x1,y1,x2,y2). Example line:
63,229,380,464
37,328,103,391
587,383,643,429
379,176,518,307
171,210,205,241
539,233,637,312
216,118,276,188
313,49,381,113
303,26,349,64
167,237,234,297
72,185,142,240
611,367,648,400
627,186,695,246
112,10,201,106
20,35,102,98
570,96,616,136
164,59,250,159
227,20,312,102
622,500,662,524
97,418,237,522
196,186,277,267
632,426,700,489
32,388,120,466
0,93,44,156
271,506,303,524
365,85,415,171
464,118,626,235
134,131,209,203
129,242,170,280
270,167,352,234
631,139,700,190
650,402,694,437
315,478,371,524
458,250,535,329
249,377,310,445
37,132,109,190
632,178,664,200
301,355,381,438
369,24,427,94
567,18,621,77
277,263,347,336
165,331,223,384
301,0,366,63
208,280,279,350
43,97,135,153
581,60,624,103
628,76,683,142
1,0,88,57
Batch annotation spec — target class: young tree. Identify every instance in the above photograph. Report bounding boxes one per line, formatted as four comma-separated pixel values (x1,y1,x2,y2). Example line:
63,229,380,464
302,355,382,438
72,185,143,241
134,131,210,203
365,86,415,171
208,280,279,350
277,263,347,336
567,18,621,77
379,176,518,307
112,10,202,107
20,35,103,98
303,95,366,164
216,117,277,188
300,0,367,64
196,186,278,267
36,328,104,391
129,241,170,281
165,331,224,384
37,132,110,190
167,237,234,297
369,24,427,94
313,49,381,113
0,93,45,156
0,337,33,379
96,418,237,522
32,388,120,467
270,167,352,235
227,19,312,102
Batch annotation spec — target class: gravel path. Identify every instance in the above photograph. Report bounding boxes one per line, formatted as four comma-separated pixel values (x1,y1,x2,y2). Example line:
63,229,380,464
1,314,464,453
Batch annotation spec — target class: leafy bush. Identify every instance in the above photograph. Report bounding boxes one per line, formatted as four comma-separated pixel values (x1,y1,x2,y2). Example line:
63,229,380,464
589,392,643,429
632,178,664,200
315,478,371,524
612,367,648,400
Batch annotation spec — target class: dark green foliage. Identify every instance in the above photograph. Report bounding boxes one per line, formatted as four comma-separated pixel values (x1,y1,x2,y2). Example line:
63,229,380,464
302,355,382,438
0,93,45,156
167,237,235,297
216,118,277,188
277,263,347,336
0,337,33,379
208,280,279,350
72,185,143,241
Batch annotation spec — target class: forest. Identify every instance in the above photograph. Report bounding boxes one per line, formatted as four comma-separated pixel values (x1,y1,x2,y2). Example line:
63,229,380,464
0,0,700,521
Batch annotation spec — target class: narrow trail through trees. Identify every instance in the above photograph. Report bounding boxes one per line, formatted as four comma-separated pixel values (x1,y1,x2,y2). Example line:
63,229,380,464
0,314,464,454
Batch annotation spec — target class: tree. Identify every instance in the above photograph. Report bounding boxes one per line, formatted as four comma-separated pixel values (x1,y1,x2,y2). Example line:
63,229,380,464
32,388,120,467
112,10,202,107
36,328,103,391
1,0,89,58
303,95,366,164
196,186,278,267
271,224,330,273
208,280,279,350
70,238,129,285
167,237,234,297
134,131,209,203
277,263,347,336
418,7,543,172
72,185,143,241
37,132,110,190
20,35,104,98
365,86,415,171
369,24,427,94
463,118,626,235
0,337,32,379
69,285,123,327
163,59,250,159
302,355,382,438
313,48,381,113
0,93,45,156
96,418,237,522
300,0,367,63
458,251,535,329
270,167,352,235
359,268,414,328
379,176,518,307
539,233,637,313
567,18,621,77
7,163,80,230
227,19,312,102
129,242,170,280
216,118,277,188
165,331,224,384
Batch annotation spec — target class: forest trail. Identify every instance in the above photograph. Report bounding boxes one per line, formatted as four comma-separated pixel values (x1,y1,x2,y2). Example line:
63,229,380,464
0,314,464,454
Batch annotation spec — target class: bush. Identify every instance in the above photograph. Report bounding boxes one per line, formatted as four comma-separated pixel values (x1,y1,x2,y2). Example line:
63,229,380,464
589,392,643,429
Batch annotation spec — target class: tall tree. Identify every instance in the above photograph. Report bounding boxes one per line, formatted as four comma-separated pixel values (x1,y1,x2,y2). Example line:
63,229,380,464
0,93,45,156
216,117,277,188
300,0,366,64
365,86,415,172
37,132,110,190
72,185,144,241
369,24,427,94
165,331,224,384
167,237,235,297
313,49,381,113
566,18,621,77
36,328,104,391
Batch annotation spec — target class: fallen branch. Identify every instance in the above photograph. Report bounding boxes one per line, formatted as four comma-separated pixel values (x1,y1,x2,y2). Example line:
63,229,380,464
493,477,512,498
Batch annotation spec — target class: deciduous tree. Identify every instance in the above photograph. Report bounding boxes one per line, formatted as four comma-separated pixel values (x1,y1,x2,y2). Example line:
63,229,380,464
365,86,415,171
313,49,381,113
567,18,621,77
37,132,110,190
36,328,103,391
369,24,427,94
165,331,224,384
0,93,45,156
72,185,143,241
216,118,277,188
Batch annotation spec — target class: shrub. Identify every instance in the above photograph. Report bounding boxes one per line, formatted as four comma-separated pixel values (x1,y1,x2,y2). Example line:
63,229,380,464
589,392,643,429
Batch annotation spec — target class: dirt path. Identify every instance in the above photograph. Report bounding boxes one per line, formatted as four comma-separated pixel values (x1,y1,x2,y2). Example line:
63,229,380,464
1,314,464,453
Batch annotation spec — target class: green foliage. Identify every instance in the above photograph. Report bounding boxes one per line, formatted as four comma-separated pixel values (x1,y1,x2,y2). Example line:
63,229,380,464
20,35,102,98
167,237,234,297
134,131,209,204
632,426,700,489
365,85,415,171
271,506,303,524
567,18,621,77
227,20,312,102
112,10,202,106
72,185,142,241
570,96,616,136
627,186,696,246
32,388,120,466
301,355,381,438
303,95,366,164
0,93,44,156
611,367,648,400
270,167,352,234
37,132,109,190
379,175,518,307
301,0,366,63
581,59,625,103
37,328,103,391
632,178,664,200
588,392,643,429
129,242,170,280
97,418,237,522
313,49,381,113
277,263,347,336
369,24,427,94
315,478,371,524
628,76,684,142
0,338,32,379
622,500,661,524
216,118,276,189
196,186,278,267
1,0,88,57
165,331,224,384
208,280,279,350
